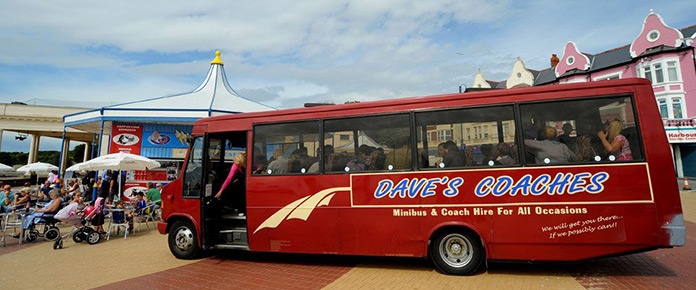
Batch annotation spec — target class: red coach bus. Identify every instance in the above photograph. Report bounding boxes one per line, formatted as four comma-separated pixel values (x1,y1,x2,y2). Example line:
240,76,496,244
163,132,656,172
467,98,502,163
158,78,685,275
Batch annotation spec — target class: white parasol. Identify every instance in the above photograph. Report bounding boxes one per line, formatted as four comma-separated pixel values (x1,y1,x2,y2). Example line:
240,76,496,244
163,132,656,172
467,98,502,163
16,162,58,175
0,163,14,171
67,152,161,171
67,152,161,202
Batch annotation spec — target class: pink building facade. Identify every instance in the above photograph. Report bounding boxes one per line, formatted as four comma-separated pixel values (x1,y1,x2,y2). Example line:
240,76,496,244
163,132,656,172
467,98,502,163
473,11,696,177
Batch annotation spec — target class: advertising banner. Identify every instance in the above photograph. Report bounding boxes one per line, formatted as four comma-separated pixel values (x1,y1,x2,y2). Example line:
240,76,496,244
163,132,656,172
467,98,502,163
110,123,143,154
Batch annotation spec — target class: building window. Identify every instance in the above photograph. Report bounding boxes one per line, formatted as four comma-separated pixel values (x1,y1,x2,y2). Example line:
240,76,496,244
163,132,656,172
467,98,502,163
657,96,686,119
658,99,668,118
437,130,452,141
647,30,660,42
640,58,681,84
566,56,575,65
667,61,678,82
593,73,621,81
672,97,684,119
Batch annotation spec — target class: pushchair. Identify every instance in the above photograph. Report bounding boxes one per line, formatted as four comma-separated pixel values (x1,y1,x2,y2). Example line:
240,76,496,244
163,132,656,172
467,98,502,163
52,198,104,249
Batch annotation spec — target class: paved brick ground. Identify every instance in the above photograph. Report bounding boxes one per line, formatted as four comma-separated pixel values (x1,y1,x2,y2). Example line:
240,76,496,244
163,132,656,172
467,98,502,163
1,191,694,290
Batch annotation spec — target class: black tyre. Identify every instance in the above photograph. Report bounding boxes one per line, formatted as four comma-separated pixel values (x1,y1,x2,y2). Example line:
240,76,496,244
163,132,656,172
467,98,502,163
59,239,63,249
168,220,200,259
87,231,101,245
73,231,85,243
25,231,38,243
45,227,60,241
430,230,485,275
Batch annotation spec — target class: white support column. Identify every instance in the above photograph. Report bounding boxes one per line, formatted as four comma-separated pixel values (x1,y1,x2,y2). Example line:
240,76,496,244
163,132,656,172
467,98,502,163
28,134,40,163
0,129,4,152
99,133,110,156
61,138,70,172
84,142,92,162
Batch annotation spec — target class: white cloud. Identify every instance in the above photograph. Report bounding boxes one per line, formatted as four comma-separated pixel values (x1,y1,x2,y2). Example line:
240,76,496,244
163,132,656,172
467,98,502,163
0,0,694,114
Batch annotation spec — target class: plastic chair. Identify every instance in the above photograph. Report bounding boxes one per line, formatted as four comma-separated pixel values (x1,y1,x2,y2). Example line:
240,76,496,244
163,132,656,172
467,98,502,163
106,208,130,240
1,212,26,246
134,203,156,232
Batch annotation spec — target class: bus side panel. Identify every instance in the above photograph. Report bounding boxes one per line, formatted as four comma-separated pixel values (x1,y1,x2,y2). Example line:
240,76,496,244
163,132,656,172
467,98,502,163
487,204,659,261
247,175,344,254
247,174,427,256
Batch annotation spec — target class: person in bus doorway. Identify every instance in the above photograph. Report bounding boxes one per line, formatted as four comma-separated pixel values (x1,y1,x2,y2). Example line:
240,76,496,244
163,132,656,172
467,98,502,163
597,119,633,161
215,153,247,216
524,126,577,164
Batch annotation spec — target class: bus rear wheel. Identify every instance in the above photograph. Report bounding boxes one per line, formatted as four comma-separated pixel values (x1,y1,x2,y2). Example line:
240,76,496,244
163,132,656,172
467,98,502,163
430,231,484,275
169,220,199,259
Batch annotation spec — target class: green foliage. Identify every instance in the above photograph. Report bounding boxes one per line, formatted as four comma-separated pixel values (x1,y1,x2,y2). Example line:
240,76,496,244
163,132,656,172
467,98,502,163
0,152,28,166
0,146,87,167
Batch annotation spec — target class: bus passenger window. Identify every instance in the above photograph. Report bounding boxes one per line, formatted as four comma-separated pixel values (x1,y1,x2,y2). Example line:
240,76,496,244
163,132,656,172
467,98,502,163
253,121,320,175
519,95,642,165
415,106,517,169
324,114,411,172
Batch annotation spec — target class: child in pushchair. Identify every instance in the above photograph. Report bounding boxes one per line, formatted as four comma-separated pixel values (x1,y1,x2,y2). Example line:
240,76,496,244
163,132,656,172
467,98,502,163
52,196,104,249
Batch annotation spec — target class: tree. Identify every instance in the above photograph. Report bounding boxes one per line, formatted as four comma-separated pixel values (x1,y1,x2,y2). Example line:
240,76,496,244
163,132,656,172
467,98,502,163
72,144,85,163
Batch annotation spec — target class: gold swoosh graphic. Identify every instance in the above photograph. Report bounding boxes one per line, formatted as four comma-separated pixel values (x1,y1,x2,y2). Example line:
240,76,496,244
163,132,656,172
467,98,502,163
253,187,350,234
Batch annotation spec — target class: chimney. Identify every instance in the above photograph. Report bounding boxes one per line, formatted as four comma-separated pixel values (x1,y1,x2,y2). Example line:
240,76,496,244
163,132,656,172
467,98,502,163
550,54,560,67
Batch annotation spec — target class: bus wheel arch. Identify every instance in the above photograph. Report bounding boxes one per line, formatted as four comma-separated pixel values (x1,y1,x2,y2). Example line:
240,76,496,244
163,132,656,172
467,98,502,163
428,226,486,275
168,220,200,259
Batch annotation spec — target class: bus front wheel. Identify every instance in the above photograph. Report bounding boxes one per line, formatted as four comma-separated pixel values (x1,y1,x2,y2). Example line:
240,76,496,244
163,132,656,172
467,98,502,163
169,220,199,259
430,231,484,275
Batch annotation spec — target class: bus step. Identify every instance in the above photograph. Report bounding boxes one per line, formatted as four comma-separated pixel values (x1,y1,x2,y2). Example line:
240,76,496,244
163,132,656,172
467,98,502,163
211,244,250,251
220,213,247,220
219,228,248,244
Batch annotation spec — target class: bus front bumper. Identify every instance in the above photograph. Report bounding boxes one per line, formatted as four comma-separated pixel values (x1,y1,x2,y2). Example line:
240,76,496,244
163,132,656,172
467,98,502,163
157,221,168,235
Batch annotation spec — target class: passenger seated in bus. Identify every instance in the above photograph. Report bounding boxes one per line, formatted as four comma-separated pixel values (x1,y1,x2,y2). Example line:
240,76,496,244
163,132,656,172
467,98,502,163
597,119,633,161
215,153,247,215
464,146,476,166
370,148,386,170
326,152,351,172
479,144,500,166
309,145,334,173
440,140,465,168
288,147,313,173
493,143,516,165
346,145,375,171
524,126,577,164
266,149,288,174
252,152,267,174
384,136,411,170
417,149,429,168
557,123,576,148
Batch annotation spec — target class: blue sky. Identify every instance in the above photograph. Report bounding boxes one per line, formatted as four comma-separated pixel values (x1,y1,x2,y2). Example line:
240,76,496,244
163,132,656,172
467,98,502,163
1,1,694,153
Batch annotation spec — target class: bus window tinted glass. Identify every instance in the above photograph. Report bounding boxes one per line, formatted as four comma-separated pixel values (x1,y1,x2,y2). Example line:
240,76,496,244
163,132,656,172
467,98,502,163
519,95,642,165
416,106,517,168
324,114,411,172
253,121,320,175
183,137,203,197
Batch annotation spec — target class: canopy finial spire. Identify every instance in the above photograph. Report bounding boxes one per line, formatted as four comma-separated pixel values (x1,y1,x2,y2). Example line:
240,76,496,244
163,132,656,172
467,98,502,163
211,50,224,65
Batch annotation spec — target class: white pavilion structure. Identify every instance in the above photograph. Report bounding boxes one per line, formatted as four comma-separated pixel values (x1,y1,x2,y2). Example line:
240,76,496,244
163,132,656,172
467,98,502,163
62,51,275,171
